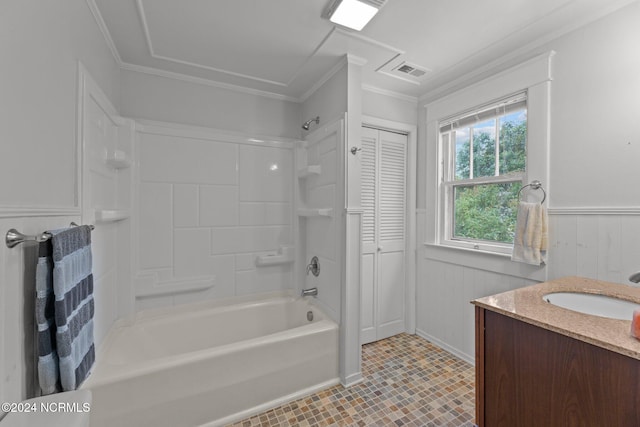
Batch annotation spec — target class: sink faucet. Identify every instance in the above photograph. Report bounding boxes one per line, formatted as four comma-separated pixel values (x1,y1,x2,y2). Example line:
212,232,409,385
630,272,640,283
301,287,318,297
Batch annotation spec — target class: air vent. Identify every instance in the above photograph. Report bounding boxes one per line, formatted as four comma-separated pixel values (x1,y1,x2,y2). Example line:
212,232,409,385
377,59,431,85
397,64,427,77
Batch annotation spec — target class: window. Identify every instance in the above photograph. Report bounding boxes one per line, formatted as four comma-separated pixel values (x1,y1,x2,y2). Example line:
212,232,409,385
425,52,551,272
439,92,527,253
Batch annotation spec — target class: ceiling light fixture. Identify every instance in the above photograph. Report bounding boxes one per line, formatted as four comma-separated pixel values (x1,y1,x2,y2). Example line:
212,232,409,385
324,0,383,31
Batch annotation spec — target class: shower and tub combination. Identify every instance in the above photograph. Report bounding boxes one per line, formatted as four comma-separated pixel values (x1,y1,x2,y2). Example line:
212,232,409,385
4,229,335,427
5,108,342,426
77,114,342,425
83,290,338,427
83,256,332,426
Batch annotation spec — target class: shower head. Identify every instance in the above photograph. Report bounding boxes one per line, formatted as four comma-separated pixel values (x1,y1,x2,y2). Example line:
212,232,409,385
630,272,640,283
302,116,320,131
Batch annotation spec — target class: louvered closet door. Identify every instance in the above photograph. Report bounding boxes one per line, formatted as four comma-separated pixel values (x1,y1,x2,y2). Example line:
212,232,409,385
361,126,407,345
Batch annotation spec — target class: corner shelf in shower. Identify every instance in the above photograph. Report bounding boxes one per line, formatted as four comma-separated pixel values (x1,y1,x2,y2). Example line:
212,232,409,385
95,209,130,223
104,149,132,169
297,208,333,217
297,164,321,178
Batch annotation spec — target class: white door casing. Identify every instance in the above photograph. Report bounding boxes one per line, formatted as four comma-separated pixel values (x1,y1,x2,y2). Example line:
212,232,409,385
361,126,408,344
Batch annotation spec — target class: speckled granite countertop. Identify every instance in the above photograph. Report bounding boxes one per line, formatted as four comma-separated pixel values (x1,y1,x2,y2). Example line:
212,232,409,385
472,276,640,360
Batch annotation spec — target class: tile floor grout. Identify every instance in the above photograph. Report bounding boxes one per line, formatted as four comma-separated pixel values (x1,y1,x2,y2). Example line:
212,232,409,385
227,333,476,426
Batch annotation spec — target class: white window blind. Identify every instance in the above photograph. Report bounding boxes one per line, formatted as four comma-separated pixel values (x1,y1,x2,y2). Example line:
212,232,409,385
439,92,527,133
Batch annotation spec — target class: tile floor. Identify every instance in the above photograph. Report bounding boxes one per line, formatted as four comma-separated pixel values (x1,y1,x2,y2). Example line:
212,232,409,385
228,333,476,427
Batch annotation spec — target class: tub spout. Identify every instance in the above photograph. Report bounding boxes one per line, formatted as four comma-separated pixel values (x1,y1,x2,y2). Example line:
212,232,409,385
301,287,318,297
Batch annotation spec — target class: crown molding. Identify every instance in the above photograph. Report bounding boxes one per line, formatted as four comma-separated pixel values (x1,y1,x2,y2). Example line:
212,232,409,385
120,62,300,103
85,0,123,65
421,50,554,109
362,84,417,103
299,56,348,103
418,0,637,103
346,54,368,67
86,0,416,105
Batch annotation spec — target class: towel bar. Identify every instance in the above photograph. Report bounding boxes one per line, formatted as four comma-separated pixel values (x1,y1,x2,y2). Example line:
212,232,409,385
5,223,95,248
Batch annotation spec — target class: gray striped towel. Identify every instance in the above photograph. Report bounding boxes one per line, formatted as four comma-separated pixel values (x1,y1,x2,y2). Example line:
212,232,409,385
35,225,95,394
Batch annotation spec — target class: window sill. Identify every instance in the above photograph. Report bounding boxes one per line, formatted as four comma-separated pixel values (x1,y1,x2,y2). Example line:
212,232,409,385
429,241,513,258
422,242,547,281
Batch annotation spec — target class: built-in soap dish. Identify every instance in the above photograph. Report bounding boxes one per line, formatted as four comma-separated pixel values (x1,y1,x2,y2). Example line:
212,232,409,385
95,209,130,222
297,165,321,178
105,149,131,169
297,208,333,217
256,246,294,267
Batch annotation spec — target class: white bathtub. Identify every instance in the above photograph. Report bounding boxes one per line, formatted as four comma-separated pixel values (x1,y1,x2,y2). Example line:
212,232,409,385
82,292,339,427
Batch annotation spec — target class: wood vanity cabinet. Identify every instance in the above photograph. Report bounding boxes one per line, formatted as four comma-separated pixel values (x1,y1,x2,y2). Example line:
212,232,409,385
475,307,640,427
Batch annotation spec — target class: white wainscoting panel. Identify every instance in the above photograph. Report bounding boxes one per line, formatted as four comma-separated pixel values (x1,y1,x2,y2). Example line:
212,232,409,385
548,213,640,284
417,211,640,364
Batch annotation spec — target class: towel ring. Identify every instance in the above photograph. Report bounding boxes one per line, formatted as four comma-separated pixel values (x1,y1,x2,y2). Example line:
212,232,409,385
517,180,546,204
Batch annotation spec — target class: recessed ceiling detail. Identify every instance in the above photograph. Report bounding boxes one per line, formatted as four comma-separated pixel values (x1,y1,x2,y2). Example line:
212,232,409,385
136,0,302,86
92,0,635,101
131,0,403,95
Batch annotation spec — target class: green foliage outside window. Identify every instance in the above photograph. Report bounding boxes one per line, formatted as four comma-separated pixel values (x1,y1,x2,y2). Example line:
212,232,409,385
454,182,521,243
452,117,527,244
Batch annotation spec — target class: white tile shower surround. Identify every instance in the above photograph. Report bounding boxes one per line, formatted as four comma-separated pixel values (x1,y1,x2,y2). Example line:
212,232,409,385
135,129,296,310
300,123,342,322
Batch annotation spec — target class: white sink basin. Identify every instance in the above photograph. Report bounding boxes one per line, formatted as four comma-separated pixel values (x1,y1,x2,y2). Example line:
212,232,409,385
543,292,639,321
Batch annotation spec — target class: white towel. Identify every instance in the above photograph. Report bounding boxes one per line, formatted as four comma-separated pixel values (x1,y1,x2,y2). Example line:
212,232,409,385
511,201,548,265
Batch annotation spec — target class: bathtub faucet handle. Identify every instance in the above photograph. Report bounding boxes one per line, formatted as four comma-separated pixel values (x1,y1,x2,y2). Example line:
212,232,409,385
306,256,320,277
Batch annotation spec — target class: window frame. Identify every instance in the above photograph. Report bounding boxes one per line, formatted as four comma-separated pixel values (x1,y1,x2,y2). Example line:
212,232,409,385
439,95,528,254
423,51,552,267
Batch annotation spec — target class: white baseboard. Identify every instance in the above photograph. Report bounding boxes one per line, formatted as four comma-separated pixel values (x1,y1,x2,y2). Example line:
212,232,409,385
415,329,475,366
341,372,364,388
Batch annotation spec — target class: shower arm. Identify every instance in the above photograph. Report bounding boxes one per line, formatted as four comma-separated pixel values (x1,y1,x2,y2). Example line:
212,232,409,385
302,116,320,130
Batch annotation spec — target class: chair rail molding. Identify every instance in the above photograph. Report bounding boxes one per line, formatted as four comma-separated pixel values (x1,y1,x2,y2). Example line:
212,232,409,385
548,207,640,215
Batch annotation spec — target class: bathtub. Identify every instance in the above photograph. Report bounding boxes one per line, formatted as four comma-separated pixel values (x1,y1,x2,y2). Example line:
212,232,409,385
82,292,339,427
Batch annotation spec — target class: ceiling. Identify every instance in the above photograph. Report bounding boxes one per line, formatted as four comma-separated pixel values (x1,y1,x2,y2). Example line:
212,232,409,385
91,0,635,103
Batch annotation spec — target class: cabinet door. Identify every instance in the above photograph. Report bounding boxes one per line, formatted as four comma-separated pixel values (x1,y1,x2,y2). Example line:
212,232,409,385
361,127,406,344
479,308,640,427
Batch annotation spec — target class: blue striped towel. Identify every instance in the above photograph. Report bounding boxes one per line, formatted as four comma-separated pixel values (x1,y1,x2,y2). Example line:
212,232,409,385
35,225,95,394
